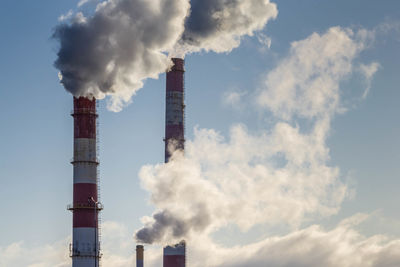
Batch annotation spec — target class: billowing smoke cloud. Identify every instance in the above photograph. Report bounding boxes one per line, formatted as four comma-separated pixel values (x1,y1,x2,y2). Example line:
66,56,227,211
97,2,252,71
257,27,374,120
135,26,376,245
193,214,400,267
54,0,277,111
54,0,190,111
175,0,278,55
136,121,345,244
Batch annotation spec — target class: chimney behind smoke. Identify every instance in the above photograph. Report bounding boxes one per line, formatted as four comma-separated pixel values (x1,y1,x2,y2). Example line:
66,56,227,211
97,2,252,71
163,241,186,267
136,245,144,267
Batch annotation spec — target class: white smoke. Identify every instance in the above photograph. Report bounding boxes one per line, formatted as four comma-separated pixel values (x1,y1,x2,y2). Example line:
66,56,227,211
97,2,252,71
135,26,376,245
54,0,190,112
136,119,345,244
190,214,400,267
257,27,374,120
54,0,277,111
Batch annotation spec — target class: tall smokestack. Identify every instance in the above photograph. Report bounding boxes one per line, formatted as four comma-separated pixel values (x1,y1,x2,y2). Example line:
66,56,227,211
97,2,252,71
163,58,186,266
136,245,144,267
163,241,186,267
165,58,185,162
68,97,102,267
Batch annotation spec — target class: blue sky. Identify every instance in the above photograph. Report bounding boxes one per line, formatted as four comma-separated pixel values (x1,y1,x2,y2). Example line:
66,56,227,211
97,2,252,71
1,0,400,266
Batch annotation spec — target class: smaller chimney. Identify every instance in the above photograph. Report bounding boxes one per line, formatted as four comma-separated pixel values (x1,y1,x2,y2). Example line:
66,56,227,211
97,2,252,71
136,245,144,267
163,241,186,267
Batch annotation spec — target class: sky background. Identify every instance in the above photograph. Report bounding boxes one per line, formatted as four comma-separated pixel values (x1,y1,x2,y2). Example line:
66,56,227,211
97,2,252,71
0,0,400,266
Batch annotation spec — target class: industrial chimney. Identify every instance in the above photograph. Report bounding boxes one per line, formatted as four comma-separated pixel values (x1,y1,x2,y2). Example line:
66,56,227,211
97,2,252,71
164,58,185,162
68,97,102,267
163,241,186,267
163,58,186,267
136,245,144,267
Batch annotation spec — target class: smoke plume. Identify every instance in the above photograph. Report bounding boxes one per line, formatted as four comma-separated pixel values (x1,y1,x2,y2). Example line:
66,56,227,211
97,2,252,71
54,0,189,111
175,0,278,55
135,26,376,245
136,209,210,245
54,0,277,111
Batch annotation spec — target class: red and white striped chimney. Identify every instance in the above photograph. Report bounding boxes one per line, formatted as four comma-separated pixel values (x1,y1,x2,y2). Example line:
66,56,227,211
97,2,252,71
163,241,186,267
165,58,185,162
164,58,186,267
69,97,102,267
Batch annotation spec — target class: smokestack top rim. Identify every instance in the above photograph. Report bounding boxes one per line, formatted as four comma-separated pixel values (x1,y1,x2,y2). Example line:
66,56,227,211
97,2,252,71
170,58,185,72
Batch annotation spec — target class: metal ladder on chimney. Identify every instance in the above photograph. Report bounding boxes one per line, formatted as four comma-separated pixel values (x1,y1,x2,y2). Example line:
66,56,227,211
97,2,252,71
96,101,103,266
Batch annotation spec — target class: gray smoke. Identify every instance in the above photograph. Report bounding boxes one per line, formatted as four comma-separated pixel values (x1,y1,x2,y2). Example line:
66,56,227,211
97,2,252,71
53,0,189,111
136,207,211,244
176,0,278,54
135,211,186,244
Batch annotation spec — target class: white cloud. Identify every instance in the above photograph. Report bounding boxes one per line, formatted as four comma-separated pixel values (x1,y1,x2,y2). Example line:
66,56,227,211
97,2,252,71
0,239,70,267
375,20,400,42
222,89,248,108
256,32,272,49
359,62,380,99
257,27,375,120
77,0,97,7
213,214,400,267
0,221,160,267
58,10,73,22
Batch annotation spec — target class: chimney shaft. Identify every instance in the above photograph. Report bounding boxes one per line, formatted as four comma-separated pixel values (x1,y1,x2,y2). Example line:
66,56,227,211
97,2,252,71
165,58,185,162
136,245,144,267
69,97,102,267
164,59,187,267
163,241,186,267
